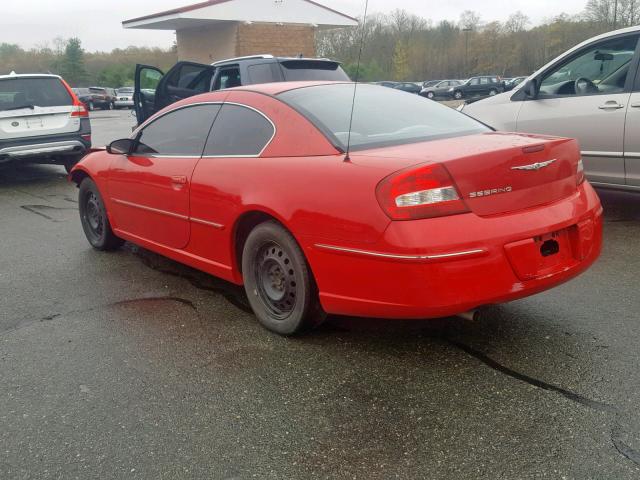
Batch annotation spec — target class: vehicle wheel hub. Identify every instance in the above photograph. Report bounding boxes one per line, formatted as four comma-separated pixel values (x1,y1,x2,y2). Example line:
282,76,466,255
85,193,103,235
256,243,296,318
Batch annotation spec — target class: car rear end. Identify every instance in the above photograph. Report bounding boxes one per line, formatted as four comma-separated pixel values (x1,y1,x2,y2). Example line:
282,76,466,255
278,83,602,319
317,134,601,318
0,74,90,170
114,88,134,109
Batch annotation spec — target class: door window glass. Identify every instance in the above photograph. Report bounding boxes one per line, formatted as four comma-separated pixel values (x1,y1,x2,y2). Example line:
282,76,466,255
469,78,480,85
167,64,212,92
139,68,163,94
204,104,274,156
540,35,639,96
134,104,221,156
214,67,242,90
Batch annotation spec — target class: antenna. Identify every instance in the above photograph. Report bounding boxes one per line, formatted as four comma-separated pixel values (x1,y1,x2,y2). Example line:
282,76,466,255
344,0,369,162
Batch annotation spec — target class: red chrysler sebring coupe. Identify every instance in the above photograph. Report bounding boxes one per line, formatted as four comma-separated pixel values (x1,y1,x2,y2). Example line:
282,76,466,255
70,82,602,335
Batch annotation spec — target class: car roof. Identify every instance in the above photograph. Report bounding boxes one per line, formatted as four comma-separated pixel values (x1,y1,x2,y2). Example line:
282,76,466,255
225,80,351,96
0,73,62,80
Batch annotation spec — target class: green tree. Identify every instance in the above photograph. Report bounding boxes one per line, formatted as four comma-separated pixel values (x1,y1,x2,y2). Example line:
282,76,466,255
392,40,410,80
59,38,87,86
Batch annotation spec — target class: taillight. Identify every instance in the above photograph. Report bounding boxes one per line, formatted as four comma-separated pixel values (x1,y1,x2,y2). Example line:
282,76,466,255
70,101,88,117
376,163,470,220
577,158,585,185
59,77,89,117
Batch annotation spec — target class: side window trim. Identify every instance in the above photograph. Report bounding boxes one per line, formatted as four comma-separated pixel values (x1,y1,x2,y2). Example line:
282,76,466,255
201,102,277,158
131,102,223,158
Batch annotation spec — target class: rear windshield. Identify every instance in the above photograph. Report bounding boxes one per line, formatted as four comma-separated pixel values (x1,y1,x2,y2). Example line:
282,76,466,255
0,77,72,111
279,60,350,81
278,83,489,151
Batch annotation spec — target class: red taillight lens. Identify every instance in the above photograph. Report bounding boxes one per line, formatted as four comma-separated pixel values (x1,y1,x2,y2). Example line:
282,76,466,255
376,163,470,220
59,77,89,117
70,102,89,117
577,158,585,185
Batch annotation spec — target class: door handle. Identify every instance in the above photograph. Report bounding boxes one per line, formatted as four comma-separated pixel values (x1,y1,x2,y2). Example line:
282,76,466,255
598,102,625,110
171,175,188,185
631,102,640,108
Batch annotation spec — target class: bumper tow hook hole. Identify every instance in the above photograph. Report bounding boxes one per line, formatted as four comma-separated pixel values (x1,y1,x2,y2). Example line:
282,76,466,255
540,239,560,257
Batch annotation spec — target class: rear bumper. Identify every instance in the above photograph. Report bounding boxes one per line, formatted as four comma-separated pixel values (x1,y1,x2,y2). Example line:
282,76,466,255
304,182,602,319
114,100,133,107
0,119,91,163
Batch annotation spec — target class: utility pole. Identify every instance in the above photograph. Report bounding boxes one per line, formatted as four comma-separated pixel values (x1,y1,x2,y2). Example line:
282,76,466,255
613,0,619,29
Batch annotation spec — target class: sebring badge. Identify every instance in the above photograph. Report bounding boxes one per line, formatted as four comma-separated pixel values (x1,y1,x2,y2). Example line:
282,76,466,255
511,159,557,171
469,186,512,198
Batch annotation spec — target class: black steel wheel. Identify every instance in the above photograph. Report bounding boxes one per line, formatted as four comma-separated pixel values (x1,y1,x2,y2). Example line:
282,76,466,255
78,178,124,251
242,221,325,335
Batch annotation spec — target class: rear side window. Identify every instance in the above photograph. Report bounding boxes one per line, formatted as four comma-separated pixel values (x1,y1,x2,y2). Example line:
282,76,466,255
135,104,221,156
279,60,350,81
247,63,281,84
204,104,274,157
0,77,72,111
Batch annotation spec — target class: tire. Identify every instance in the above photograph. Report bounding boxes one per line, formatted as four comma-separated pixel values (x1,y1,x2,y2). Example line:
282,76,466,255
78,178,124,251
109,101,115,110
426,91,435,99
453,90,463,100
88,101,94,111
242,221,325,335
489,89,498,96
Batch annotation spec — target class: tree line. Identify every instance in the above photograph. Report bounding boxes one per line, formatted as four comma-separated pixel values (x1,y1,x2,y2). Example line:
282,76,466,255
0,38,177,87
317,0,640,81
1,0,638,86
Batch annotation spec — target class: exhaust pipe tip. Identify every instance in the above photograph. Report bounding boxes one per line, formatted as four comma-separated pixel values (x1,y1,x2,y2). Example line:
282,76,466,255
456,310,481,322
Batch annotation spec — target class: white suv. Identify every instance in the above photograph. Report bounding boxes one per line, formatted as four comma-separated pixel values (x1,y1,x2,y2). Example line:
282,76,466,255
462,26,640,191
0,73,91,173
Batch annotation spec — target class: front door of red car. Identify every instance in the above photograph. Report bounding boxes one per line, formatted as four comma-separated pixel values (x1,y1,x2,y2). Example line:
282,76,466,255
107,103,222,249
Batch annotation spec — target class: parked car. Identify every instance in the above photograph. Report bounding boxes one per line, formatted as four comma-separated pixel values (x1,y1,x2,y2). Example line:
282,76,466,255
134,54,350,124
393,82,422,94
422,80,442,88
420,79,463,99
114,87,134,109
462,25,640,191
504,76,527,91
374,81,399,88
0,73,90,173
73,87,116,111
70,82,601,335
448,76,505,99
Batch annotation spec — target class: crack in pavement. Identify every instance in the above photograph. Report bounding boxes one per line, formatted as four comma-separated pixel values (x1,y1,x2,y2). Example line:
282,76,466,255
110,296,196,311
446,338,640,467
20,204,76,222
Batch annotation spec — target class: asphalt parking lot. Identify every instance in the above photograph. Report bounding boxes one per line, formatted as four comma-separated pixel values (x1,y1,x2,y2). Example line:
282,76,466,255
1,110,640,479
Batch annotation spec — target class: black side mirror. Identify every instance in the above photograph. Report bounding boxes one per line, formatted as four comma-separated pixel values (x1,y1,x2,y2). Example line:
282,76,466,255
107,138,135,155
523,78,539,99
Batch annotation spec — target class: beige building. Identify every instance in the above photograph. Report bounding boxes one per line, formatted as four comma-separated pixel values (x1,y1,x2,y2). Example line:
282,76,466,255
123,0,357,64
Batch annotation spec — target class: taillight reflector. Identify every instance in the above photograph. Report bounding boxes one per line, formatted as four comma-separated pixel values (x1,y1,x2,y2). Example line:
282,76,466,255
376,163,470,220
577,158,585,185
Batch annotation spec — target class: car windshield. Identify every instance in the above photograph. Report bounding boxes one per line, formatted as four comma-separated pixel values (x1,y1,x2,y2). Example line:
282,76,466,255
279,83,489,151
0,77,72,111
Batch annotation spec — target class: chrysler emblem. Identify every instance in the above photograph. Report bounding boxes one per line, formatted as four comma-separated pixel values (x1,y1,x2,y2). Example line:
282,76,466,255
511,159,556,171
11,121,19,127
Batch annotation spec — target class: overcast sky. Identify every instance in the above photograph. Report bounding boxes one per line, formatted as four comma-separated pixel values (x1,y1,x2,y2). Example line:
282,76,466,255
5,0,588,51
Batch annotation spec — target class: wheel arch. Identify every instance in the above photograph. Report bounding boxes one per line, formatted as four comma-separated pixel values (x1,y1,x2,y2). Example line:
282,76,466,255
231,208,313,280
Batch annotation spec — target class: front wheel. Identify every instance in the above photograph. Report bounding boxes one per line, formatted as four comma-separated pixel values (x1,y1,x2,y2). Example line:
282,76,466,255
426,91,435,99
242,221,325,335
78,178,124,251
489,89,498,96
88,101,94,111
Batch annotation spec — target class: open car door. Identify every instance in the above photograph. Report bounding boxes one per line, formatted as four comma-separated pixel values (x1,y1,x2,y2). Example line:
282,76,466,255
134,64,164,125
134,62,217,125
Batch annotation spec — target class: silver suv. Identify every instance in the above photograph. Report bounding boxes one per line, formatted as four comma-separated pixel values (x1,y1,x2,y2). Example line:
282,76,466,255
462,26,640,191
0,73,91,173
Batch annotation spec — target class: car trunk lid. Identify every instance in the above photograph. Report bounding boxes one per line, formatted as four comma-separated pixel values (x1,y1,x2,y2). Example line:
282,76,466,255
353,132,581,217
0,77,79,140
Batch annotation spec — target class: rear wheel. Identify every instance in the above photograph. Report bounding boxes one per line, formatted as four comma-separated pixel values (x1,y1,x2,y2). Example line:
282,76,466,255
78,178,124,251
453,90,463,100
88,101,94,111
242,221,325,335
489,88,498,96
63,155,83,174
